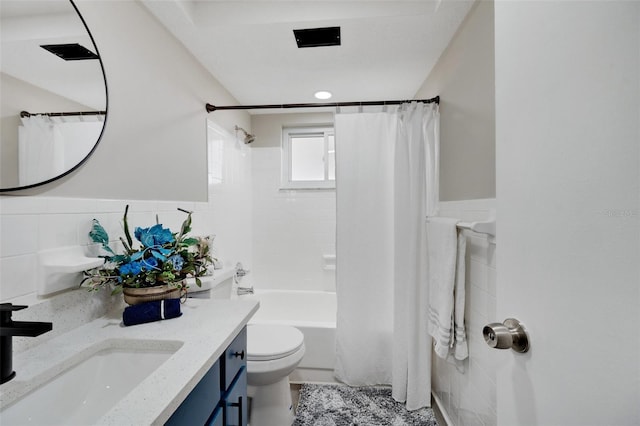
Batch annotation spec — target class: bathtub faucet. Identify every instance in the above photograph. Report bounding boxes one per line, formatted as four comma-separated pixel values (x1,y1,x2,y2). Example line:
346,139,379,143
234,262,252,294
237,286,254,295
235,262,250,279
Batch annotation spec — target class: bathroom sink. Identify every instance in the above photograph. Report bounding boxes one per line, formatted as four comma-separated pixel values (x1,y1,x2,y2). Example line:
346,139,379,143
0,338,182,425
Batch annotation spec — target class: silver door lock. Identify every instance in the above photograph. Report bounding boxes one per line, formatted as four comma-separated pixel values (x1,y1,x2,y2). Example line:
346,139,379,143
482,318,529,353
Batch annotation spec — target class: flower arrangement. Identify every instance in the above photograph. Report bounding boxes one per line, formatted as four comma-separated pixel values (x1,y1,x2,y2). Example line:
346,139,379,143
83,205,213,295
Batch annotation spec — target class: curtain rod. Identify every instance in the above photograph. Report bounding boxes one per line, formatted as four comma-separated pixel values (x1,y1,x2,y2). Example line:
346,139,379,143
20,110,106,118
205,96,439,113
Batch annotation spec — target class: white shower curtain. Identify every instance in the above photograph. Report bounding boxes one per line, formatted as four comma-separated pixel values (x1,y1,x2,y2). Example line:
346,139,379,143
334,102,439,410
18,115,104,186
18,115,65,186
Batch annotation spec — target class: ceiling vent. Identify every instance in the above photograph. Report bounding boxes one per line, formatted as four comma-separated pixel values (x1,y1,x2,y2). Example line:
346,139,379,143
40,43,99,61
293,27,341,48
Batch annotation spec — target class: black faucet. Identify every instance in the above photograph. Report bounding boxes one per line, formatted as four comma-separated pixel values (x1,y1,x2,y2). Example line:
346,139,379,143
0,303,52,384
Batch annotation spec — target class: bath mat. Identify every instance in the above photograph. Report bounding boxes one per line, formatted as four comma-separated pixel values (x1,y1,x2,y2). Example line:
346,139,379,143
293,383,438,426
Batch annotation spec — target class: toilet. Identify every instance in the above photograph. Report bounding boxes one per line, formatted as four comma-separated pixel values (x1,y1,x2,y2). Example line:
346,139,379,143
193,267,306,425
246,324,305,426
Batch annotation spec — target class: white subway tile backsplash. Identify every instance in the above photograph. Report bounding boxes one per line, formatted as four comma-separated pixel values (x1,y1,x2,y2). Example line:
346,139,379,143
467,330,499,386
487,244,496,269
486,266,496,297
75,214,99,246
125,211,157,232
38,214,81,250
458,409,486,426
0,215,39,257
0,254,38,300
0,196,46,215
466,233,490,261
42,198,92,214
467,357,496,407
468,259,489,292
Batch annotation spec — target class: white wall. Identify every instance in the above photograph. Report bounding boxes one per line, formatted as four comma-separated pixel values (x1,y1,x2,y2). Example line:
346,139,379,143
415,0,495,202
9,0,249,201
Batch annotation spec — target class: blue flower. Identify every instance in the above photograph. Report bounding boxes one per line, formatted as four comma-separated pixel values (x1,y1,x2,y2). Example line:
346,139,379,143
167,255,184,272
141,257,159,271
119,261,142,276
135,224,175,247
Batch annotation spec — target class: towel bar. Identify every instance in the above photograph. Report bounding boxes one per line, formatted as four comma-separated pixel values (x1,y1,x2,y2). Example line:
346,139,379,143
427,217,496,243
456,219,495,239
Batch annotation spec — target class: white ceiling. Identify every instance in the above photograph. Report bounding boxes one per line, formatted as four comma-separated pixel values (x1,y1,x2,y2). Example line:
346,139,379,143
140,0,475,111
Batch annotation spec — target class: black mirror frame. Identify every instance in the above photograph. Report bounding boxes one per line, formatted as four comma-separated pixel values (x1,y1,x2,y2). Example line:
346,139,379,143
0,0,109,193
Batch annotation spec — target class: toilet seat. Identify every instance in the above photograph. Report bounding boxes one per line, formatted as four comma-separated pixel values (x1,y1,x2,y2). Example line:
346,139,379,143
247,324,304,361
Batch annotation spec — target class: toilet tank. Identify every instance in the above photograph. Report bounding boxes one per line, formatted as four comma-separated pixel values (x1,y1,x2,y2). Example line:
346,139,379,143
185,266,236,299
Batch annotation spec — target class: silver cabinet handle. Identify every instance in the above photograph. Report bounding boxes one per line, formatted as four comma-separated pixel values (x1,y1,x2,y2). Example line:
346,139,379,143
482,318,529,353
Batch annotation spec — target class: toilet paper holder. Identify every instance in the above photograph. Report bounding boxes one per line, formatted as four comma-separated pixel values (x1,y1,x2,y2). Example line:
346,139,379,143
482,318,530,353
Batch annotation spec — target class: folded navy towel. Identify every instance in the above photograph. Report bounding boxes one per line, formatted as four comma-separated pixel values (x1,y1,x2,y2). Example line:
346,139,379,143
122,298,182,326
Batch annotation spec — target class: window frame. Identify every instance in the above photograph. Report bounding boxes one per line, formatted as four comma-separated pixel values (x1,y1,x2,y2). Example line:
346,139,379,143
281,125,335,190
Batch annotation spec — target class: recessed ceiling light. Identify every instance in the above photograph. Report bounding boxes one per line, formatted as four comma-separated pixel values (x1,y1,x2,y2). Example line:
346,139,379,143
314,91,332,100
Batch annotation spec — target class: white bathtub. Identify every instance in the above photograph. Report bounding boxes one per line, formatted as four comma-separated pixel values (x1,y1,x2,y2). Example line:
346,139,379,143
239,289,337,383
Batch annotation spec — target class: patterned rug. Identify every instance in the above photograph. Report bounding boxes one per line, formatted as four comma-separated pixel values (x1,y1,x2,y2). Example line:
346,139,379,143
293,384,438,426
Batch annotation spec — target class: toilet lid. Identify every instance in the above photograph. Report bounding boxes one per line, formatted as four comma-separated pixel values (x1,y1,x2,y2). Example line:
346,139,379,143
247,324,304,361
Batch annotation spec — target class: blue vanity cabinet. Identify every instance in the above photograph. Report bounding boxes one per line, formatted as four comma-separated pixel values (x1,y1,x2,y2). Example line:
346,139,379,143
223,368,247,426
207,406,224,426
165,360,221,425
165,327,247,426
221,327,248,426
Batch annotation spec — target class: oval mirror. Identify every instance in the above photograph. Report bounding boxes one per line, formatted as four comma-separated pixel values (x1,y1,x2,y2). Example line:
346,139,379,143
0,0,107,192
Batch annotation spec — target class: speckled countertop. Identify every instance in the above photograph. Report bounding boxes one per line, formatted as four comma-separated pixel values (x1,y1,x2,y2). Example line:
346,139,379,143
0,297,259,425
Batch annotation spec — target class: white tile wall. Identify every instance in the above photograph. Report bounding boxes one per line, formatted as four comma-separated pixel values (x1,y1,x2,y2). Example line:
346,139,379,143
251,147,336,291
433,199,497,426
0,199,200,301
206,124,253,271
0,129,253,304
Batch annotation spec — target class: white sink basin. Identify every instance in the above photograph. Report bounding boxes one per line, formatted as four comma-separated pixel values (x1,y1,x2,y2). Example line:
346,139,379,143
0,338,182,425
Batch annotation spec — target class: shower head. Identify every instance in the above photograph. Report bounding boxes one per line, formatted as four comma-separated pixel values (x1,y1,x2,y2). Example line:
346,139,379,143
235,126,256,144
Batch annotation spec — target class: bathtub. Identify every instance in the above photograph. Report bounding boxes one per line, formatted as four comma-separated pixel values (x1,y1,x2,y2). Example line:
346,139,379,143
239,289,337,383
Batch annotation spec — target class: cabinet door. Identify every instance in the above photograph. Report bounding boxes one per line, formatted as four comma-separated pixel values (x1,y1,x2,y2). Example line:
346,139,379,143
222,327,247,391
223,368,247,426
207,405,224,426
165,360,221,426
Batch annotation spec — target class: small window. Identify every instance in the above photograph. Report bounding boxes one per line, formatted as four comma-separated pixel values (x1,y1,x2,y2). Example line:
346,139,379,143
281,126,335,189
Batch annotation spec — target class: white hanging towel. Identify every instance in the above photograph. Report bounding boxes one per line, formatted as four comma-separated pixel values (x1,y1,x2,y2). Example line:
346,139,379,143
427,217,468,360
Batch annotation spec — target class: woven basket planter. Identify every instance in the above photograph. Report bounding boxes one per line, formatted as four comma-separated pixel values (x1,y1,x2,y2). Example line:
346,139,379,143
122,284,185,305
